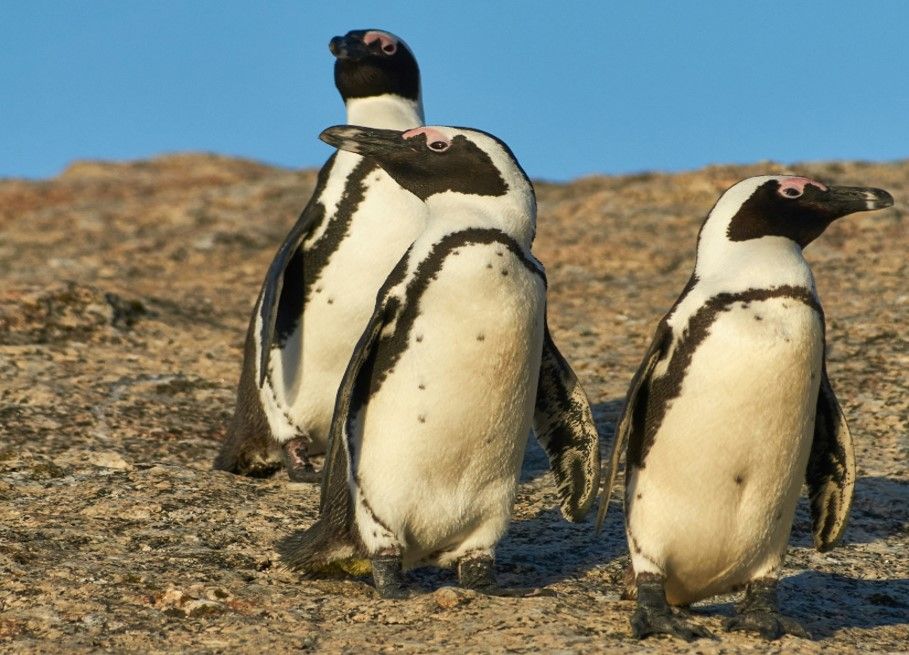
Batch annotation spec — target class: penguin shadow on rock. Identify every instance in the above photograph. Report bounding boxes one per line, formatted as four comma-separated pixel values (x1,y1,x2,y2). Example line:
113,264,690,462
785,474,907,636
777,570,909,638
788,474,908,547
678,572,909,640
505,399,627,588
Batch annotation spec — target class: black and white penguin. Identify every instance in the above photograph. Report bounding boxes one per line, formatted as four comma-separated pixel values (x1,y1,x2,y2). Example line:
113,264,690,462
597,175,894,640
213,30,429,481
279,124,601,597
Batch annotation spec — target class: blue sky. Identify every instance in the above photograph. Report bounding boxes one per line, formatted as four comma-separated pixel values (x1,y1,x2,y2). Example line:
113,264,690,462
3,2,907,181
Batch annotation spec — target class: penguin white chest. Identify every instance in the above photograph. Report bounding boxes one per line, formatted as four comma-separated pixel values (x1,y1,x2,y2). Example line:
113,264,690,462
267,164,425,448
299,165,424,373
628,297,824,604
355,242,546,566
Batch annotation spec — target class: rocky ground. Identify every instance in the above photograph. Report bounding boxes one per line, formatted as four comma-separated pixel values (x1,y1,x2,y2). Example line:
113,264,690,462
0,154,906,654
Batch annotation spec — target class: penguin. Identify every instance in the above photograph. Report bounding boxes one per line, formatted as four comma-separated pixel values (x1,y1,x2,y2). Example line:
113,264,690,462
214,30,600,509
278,124,602,597
213,29,429,481
596,175,894,640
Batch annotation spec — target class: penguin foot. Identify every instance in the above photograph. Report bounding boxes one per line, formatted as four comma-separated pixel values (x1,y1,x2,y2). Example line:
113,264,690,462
631,573,713,641
457,554,554,597
281,438,320,482
630,605,714,641
371,554,412,599
724,611,810,640
725,578,810,640
457,553,496,590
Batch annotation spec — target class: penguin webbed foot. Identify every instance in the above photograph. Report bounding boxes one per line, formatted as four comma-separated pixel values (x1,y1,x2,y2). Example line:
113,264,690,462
370,553,413,599
631,574,714,641
724,578,811,640
457,554,555,598
724,612,810,640
281,437,321,483
631,605,714,641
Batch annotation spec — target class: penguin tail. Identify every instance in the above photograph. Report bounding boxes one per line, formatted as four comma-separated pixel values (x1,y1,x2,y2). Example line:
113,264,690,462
277,519,361,574
214,322,284,477
212,426,282,478
213,378,283,477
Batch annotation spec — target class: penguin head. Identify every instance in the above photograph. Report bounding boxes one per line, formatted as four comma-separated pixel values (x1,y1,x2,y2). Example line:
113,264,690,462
330,30,420,103
709,175,893,248
320,124,536,243
693,174,893,283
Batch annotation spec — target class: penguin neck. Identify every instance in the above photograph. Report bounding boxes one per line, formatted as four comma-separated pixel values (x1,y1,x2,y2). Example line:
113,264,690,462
345,94,424,130
422,192,536,250
694,234,817,294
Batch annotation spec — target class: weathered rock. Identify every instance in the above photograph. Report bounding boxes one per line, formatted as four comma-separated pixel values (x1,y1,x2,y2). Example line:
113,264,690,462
0,154,906,653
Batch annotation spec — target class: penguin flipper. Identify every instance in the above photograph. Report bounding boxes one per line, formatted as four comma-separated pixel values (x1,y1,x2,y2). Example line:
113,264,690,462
279,299,390,571
257,155,336,387
806,363,856,552
219,161,335,475
533,321,601,522
595,322,672,533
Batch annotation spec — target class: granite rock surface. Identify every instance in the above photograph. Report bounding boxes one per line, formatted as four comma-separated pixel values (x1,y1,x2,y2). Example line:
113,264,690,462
1,155,906,653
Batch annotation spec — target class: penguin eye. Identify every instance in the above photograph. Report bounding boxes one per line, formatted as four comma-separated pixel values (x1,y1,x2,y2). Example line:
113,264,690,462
781,187,803,199
382,43,397,55
428,141,450,152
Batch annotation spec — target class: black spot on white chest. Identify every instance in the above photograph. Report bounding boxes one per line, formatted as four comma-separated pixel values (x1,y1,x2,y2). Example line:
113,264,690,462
361,229,544,402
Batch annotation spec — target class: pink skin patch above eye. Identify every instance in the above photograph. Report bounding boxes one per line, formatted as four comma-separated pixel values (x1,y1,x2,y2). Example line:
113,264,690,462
402,127,450,146
779,176,828,196
364,31,397,53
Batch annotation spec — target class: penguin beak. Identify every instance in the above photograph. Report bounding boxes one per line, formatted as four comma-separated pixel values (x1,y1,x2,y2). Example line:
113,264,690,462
329,34,371,61
819,185,894,218
320,125,417,158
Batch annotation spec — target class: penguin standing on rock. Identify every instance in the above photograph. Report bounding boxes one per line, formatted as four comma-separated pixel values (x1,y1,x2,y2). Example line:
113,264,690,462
597,175,894,640
214,30,429,481
215,32,599,496
279,125,601,597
